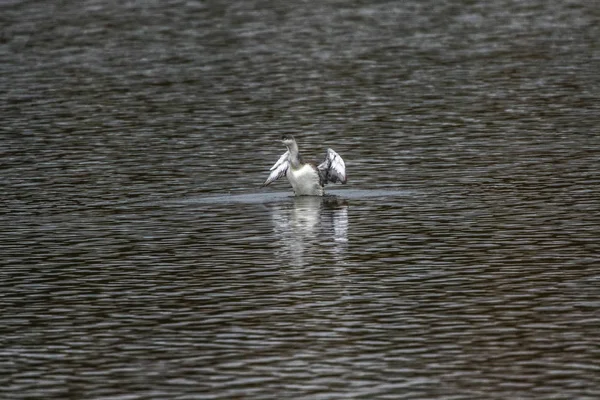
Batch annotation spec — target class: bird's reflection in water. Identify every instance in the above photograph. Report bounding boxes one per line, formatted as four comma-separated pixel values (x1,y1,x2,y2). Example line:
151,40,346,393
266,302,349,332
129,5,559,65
270,196,348,267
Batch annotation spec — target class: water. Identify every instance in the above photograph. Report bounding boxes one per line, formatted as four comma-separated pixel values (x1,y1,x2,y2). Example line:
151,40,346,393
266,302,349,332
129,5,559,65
2,0,600,399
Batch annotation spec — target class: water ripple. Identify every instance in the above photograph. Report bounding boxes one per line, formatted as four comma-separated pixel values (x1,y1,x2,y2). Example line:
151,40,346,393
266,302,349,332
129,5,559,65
2,0,600,399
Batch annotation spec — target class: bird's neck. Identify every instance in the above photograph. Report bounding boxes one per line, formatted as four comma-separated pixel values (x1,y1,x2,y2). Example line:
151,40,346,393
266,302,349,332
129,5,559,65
287,142,303,168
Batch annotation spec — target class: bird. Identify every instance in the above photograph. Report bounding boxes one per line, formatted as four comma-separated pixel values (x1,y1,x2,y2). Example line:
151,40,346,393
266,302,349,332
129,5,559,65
263,134,347,196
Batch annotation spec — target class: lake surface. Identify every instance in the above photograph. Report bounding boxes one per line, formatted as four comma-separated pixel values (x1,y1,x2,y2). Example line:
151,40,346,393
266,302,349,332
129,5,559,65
2,0,599,398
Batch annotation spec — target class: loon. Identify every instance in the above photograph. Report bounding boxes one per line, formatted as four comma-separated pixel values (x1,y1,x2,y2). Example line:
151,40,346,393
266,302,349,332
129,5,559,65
263,135,347,196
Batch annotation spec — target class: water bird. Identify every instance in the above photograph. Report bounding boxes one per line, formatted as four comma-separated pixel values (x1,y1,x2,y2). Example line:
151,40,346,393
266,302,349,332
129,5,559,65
263,135,347,196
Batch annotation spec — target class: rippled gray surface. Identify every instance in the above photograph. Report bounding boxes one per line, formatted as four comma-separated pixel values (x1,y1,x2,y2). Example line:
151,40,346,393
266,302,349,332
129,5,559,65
2,0,600,398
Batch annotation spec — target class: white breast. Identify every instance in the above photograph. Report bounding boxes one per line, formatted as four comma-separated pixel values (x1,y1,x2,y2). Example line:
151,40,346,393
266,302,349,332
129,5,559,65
286,164,323,196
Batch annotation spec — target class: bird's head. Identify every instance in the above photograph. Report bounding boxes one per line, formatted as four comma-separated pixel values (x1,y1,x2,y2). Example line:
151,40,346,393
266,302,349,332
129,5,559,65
281,134,296,147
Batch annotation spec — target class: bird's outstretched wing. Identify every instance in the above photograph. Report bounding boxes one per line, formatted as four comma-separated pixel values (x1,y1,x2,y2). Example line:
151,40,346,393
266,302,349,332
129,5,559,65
318,148,347,184
263,151,289,186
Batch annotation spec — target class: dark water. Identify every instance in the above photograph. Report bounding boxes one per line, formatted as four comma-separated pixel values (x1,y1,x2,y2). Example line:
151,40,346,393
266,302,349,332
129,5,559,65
2,0,600,398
